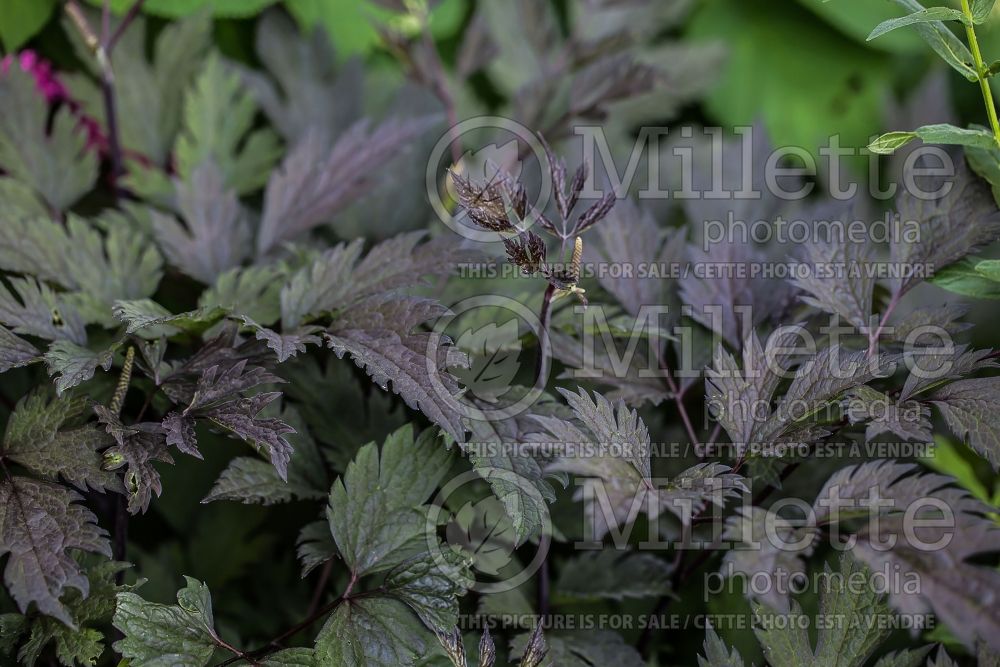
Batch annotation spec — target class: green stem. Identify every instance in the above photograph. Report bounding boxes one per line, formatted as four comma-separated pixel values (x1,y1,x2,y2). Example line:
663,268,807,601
962,0,1000,145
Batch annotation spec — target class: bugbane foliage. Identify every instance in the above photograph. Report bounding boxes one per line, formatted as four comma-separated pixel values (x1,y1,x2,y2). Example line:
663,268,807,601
2,1,1000,665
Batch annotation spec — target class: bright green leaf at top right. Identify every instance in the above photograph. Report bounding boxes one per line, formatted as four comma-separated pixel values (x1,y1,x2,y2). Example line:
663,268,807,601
798,0,924,52
689,0,891,169
974,0,998,23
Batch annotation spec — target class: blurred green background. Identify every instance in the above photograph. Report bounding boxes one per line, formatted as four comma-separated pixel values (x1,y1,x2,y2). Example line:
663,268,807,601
7,0,1000,176
4,0,999,151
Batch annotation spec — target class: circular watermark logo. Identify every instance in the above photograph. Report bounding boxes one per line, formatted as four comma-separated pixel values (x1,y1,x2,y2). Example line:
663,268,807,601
426,469,552,594
425,115,553,242
427,294,550,423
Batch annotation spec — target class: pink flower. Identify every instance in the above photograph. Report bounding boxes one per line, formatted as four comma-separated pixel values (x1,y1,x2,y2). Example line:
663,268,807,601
1,50,69,103
1,49,154,169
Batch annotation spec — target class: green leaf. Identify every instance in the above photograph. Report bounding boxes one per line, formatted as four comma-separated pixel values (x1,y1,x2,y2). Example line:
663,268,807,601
382,551,471,633
202,456,322,506
199,264,286,327
928,647,961,667
2,391,119,493
0,477,112,627
260,648,316,667
0,212,163,327
868,131,918,154
9,558,131,667
203,407,328,505
150,10,214,141
872,646,934,667
0,277,87,345
150,162,253,284
0,177,48,220
979,643,1000,667
0,325,39,373
310,428,471,659
287,0,391,56
973,0,997,22
44,341,117,395
889,0,978,80
313,597,431,666
554,550,673,603
84,0,277,18
175,52,282,195
112,299,228,338
891,163,1000,297
296,520,338,577
326,424,453,578
234,11,357,144
869,124,997,154
965,138,1000,205
975,258,1000,280
0,68,98,211
112,577,225,667
463,389,560,545
284,0,462,59
817,0,977,76
0,0,57,51
867,7,968,41
923,436,993,504
699,624,746,667
538,388,745,539
932,377,1000,469
813,461,1000,650
752,555,893,667
798,0,924,52
930,257,1000,298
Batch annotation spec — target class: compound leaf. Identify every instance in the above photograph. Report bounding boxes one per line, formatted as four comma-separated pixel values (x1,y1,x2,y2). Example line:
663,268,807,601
175,52,282,194
2,391,119,493
151,162,253,284
891,163,1000,297
113,577,226,667
537,388,745,539
326,425,453,578
326,296,468,442
0,477,111,627
752,555,893,667
256,114,439,256
0,68,97,211
699,624,745,667
313,597,430,667
554,550,672,603
932,377,1000,469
